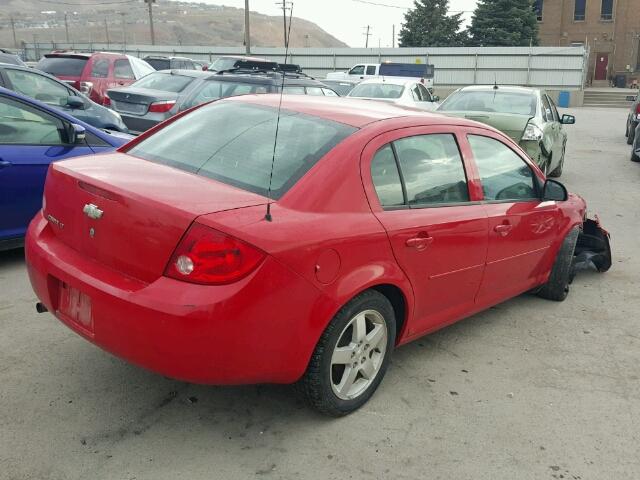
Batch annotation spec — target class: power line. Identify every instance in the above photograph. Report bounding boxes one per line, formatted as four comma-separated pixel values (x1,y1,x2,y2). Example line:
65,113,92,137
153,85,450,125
351,0,473,13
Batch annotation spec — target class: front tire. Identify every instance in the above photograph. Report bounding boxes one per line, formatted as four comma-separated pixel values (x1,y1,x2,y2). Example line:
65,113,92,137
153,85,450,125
627,121,635,145
298,290,396,416
537,228,579,301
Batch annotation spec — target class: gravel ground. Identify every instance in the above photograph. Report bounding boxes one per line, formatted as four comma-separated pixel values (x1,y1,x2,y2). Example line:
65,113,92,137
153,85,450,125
1,107,639,479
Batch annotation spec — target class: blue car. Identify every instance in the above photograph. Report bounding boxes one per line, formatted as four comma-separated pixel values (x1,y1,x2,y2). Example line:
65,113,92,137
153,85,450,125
0,64,128,133
0,87,131,250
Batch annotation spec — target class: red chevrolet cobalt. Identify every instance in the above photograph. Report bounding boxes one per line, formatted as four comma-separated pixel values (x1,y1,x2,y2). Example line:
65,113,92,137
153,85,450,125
25,95,610,416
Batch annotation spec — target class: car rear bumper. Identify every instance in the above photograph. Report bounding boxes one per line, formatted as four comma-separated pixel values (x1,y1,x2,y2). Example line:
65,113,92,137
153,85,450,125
25,212,326,385
119,114,163,134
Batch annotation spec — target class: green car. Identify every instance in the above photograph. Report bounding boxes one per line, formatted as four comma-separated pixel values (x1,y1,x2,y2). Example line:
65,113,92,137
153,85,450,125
437,86,575,177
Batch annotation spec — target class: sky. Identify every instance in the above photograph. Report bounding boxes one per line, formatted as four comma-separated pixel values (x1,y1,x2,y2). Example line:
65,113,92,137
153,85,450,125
191,0,479,48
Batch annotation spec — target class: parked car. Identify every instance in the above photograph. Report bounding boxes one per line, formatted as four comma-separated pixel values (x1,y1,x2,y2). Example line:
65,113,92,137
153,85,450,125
437,86,575,177
142,56,198,71
205,55,272,72
0,64,128,132
108,69,338,133
624,92,640,145
25,95,610,416
0,87,131,250
327,62,435,89
321,79,360,96
630,123,640,161
36,52,154,106
347,77,440,111
0,51,26,67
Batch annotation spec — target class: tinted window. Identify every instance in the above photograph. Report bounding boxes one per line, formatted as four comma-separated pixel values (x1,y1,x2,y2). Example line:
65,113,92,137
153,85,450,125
185,80,269,108
282,86,306,95
0,53,25,66
0,95,64,145
114,59,135,79
348,83,404,99
145,58,170,70
37,56,88,76
132,72,194,93
5,69,71,106
438,90,537,116
395,134,469,205
366,65,377,75
468,135,537,201
371,145,404,207
90,58,109,78
127,102,356,199
349,65,365,75
306,87,325,96
574,0,586,20
322,88,339,97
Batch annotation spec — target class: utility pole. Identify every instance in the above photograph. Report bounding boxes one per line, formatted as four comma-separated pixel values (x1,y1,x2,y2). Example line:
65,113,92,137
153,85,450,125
10,17,17,49
144,0,156,45
119,12,126,48
363,25,371,48
244,0,251,54
104,17,110,45
275,1,292,47
64,13,69,43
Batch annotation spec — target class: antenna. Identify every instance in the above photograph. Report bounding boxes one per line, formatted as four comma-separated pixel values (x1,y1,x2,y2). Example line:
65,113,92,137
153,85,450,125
265,2,294,222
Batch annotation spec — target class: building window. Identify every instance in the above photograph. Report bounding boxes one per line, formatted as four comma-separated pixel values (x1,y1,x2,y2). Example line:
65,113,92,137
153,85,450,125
601,0,613,20
574,0,586,21
534,0,543,21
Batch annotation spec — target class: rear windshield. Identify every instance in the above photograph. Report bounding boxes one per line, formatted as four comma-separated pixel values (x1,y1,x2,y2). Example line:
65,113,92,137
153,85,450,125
348,83,404,99
37,56,88,76
131,72,194,92
144,58,170,70
183,80,271,108
127,102,356,199
438,90,537,116
209,58,240,71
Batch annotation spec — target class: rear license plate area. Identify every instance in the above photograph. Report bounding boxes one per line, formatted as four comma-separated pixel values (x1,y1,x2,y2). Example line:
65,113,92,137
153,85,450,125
57,281,94,334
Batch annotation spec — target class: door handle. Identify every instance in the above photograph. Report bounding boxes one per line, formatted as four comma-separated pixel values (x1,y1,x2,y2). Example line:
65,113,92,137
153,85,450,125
0,159,11,170
494,224,513,236
405,235,434,250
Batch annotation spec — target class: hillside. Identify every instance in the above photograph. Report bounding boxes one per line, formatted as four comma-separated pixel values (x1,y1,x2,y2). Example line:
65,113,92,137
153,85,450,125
0,0,348,48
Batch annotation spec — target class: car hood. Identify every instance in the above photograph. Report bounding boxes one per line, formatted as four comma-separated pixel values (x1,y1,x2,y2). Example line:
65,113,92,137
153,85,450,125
438,111,533,142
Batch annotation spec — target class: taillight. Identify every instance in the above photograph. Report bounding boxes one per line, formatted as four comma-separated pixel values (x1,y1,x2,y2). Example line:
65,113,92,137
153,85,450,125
164,223,266,285
103,94,111,107
148,100,176,113
635,103,640,116
79,81,93,94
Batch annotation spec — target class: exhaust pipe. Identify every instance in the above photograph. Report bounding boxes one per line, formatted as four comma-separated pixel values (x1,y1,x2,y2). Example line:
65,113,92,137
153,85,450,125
36,302,48,313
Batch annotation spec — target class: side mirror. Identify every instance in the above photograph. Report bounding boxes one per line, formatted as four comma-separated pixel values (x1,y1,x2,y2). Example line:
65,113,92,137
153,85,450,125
432,95,440,102
67,123,86,144
560,114,575,125
626,95,637,101
66,95,85,109
542,179,568,201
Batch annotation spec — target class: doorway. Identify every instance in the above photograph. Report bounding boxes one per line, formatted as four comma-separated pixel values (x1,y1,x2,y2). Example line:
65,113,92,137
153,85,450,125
595,53,609,81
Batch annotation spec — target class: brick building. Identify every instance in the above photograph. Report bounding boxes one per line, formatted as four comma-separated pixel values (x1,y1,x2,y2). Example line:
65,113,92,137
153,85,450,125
534,0,640,86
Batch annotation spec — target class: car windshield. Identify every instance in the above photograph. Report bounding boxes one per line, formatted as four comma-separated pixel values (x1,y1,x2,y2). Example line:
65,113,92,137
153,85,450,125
348,83,404,99
37,56,88,76
127,102,356,199
145,58,170,70
131,72,194,92
439,90,537,116
209,58,241,71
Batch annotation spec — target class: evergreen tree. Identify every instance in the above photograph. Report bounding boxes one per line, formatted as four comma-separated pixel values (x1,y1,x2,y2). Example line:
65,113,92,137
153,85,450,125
398,0,465,47
468,0,539,47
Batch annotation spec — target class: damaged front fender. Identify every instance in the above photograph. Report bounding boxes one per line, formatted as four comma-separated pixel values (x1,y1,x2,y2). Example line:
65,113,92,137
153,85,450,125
573,216,612,274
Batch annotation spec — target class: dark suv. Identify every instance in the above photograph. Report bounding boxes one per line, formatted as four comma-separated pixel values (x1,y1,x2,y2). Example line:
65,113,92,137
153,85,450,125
143,56,198,71
108,68,338,133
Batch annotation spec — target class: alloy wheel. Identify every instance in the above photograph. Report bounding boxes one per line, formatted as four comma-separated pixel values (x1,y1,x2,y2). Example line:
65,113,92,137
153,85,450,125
330,309,388,400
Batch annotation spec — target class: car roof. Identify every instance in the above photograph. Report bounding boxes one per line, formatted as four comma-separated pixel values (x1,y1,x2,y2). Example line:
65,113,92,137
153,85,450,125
0,63,72,82
144,55,192,60
358,77,417,87
153,69,214,78
223,94,477,128
202,73,327,87
458,85,540,94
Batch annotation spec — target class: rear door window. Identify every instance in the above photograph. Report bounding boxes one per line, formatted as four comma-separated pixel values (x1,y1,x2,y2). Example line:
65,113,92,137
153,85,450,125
541,94,552,122
366,65,377,75
114,59,135,80
90,58,109,78
371,145,404,207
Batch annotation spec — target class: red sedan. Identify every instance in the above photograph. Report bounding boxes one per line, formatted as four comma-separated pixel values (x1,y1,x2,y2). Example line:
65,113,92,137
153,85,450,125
25,95,610,416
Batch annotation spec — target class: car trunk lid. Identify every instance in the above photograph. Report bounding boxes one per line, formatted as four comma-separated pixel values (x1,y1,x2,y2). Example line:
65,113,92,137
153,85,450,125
43,152,268,283
107,88,180,115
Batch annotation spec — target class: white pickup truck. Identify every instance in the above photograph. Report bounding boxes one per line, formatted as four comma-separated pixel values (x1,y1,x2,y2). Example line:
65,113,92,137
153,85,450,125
326,62,435,88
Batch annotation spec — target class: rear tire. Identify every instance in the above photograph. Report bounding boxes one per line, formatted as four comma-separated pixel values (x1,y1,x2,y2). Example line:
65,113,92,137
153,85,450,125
537,228,579,301
627,122,635,145
548,151,564,178
297,290,395,417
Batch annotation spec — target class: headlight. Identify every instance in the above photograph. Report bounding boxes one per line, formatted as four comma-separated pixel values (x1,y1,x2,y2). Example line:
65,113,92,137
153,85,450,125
522,123,544,141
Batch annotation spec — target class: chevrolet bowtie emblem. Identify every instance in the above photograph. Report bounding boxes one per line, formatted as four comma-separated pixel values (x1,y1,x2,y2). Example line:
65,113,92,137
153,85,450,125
83,203,103,220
